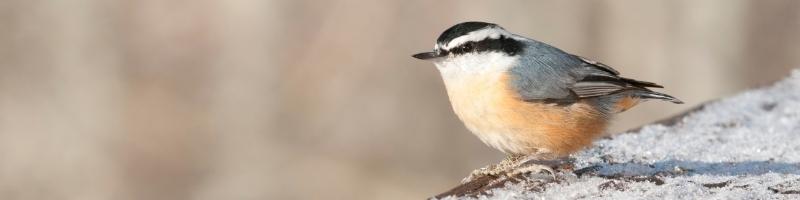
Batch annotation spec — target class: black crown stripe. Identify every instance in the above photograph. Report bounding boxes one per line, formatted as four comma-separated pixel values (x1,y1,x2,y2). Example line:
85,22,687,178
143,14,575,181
441,35,522,56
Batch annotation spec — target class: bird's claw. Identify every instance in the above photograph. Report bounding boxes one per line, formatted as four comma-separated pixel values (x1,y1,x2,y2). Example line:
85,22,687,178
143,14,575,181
506,163,557,180
462,166,504,183
462,155,565,183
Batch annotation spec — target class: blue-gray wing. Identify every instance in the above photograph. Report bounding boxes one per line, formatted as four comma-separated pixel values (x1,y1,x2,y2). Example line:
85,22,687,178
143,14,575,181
507,41,680,104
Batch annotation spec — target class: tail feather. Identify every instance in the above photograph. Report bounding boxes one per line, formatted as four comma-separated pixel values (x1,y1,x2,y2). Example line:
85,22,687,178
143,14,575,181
620,77,664,88
618,76,682,104
636,90,683,104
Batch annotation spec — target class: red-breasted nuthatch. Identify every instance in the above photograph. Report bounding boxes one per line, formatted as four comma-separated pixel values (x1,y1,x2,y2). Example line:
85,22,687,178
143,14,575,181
413,21,682,181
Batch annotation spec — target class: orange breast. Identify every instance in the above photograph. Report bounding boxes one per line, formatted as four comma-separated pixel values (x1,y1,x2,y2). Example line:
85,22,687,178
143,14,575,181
444,73,609,156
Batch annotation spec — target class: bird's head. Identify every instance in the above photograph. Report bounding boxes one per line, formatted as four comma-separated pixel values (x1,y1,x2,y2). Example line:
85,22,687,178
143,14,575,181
413,22,524,63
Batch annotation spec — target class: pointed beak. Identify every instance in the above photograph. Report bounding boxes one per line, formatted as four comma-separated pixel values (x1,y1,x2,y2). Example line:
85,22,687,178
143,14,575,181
412,51,444,60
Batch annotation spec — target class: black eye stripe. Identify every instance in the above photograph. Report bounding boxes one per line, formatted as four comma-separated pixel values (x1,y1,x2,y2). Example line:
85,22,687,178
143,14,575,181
445,36,522,56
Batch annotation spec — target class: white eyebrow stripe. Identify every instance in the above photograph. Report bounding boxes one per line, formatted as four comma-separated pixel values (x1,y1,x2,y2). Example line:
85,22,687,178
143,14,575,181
442,27,515,50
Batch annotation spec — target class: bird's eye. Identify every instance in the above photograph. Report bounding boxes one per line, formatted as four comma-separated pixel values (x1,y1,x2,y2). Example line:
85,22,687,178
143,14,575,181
461,43,473,52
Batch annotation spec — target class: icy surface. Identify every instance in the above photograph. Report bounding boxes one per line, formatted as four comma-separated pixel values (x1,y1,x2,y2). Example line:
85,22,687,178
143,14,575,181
450,69,800,199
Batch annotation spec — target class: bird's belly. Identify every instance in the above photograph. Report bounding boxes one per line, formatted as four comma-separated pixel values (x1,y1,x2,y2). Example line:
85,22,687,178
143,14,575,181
443,73,607,156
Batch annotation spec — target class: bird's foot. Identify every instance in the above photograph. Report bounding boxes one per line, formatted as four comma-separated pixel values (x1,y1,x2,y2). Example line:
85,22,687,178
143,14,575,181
507,157,575,180
506,163,556,180
461,155,572,183
461,155,523,183
461,166,501,183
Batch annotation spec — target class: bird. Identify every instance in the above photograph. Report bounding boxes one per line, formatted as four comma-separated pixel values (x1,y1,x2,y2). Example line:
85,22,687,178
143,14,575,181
412,21,682,182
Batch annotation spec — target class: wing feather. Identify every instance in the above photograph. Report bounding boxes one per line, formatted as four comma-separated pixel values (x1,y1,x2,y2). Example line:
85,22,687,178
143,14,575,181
507,40,680,104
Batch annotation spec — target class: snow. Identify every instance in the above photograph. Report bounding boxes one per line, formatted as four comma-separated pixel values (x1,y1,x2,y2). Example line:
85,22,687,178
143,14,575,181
441,69,800,199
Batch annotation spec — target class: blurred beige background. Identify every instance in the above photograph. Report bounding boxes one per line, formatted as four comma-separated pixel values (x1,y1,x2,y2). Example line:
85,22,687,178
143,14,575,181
1,0,799,199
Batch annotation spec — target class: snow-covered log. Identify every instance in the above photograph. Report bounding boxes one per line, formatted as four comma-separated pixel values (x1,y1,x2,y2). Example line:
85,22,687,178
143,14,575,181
435,70,800,199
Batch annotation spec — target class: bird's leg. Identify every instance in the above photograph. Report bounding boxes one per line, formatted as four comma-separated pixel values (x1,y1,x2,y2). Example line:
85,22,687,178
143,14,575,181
461,154,524,183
